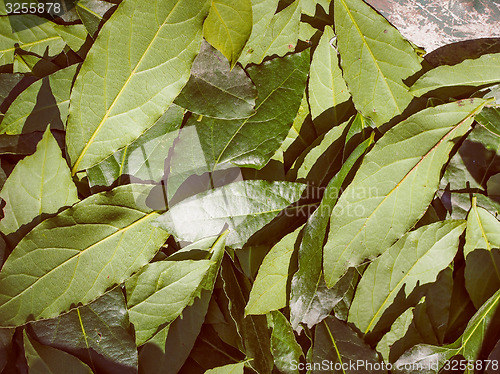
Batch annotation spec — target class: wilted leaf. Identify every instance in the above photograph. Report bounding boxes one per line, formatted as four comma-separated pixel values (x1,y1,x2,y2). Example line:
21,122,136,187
1,65,77,134
324,99,487,287
156,180,306,248
126,259,211,345
0,128,78,240
203,0,253,67
334,0,422,126
0,184,168,327
174,41,257,119
67,0,210,173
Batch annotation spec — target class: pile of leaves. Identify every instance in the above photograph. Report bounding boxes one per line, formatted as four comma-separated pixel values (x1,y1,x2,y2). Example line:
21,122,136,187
0,0,500,373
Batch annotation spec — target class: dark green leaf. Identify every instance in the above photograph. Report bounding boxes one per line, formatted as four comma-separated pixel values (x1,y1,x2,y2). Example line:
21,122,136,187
269,311,303,374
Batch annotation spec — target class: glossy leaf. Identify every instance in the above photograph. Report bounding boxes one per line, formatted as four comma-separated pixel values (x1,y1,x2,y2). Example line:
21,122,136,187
86,104,184,187
394,288,500,374
312,316,386,374
1,65,78,134
324,99,487,287
0,15,66,66
30,288,138,374
245,226,302,315
269,311,303,374
290,136,373,330
174,41,257,119
334,0,422,126
66,0,210,173
411,53,500,97
23,330,93,374
156,180,306,248
125,259,211,345
203,0,253,67
238,0,300,65
0,184,168,327
349,221,465,334
0,128,78,238
308,26,350,120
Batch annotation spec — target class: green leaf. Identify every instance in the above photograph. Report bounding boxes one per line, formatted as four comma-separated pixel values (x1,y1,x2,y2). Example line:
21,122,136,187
86,104,184,187
0,184,168,327
174,49,309,176
174,41,257,119
138,232,228,373
1,65,78,134
245,226,302,315
334,0,422,126
269,311,303,374
23,330,93,374
205,362,245,374
349,221,465,334
76,0,115,36
30,288,138,374
126,259,210,346
308,26,350,121
0,128,78,240
156,180,306,248
0,15,67,66
301,0,330,16
464,197,500,257
394,288,500,374
221,256,274,374
290,135,373,330
411,53,500,97
323,99,487,287
203,0,253,67
54,24,88,52
312,316,387,374
376,307,414,363
238,0,301,66
66,0,210,173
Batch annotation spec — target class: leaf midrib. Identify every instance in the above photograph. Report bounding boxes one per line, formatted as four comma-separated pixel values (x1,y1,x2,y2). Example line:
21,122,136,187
326,103,484,286
0,211,157,317
338,0,400,111
71,0,184,174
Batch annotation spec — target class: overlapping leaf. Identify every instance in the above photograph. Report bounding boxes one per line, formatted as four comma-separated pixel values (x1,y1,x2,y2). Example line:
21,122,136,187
348,221,465,334
411,53,500,96
125,259,211,345
203,0,253,67
323,99,487,287
67,0,210,173
0,128,78,240
1,65,78,134
156,180,306,248
0,184,168,326
334,0,422,126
